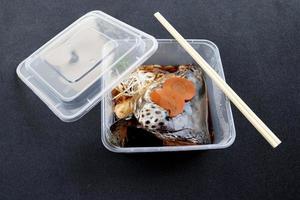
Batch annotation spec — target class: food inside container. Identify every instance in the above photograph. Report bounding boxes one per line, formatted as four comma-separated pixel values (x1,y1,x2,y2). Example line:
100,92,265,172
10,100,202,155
109,64,214,147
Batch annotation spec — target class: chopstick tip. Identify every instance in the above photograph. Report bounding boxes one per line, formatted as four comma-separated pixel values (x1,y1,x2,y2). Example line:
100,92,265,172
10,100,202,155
272,140,282,148
154,12,161,17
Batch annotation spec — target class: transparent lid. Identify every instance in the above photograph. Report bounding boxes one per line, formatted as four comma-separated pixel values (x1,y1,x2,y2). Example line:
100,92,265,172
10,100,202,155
17,10,158,122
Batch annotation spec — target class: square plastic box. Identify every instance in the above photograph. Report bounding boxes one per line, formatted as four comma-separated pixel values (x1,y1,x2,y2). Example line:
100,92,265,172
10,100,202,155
17,11,235,153
101,39,236,152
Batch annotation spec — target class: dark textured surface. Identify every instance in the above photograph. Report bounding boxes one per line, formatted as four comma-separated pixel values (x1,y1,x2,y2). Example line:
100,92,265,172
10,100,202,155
0,0,299,199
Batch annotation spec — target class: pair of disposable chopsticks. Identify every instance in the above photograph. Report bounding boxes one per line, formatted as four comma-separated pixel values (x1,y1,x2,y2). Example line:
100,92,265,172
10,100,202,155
154,12,281,148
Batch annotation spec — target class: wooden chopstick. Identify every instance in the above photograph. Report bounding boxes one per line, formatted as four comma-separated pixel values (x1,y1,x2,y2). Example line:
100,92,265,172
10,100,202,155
154,12,281,148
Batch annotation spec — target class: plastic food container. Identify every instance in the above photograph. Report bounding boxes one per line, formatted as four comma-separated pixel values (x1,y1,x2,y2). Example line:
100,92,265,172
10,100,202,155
102,39,236,152
16,11,235,153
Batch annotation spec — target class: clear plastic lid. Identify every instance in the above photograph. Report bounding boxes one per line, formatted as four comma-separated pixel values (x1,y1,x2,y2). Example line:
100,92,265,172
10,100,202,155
17,11,158,122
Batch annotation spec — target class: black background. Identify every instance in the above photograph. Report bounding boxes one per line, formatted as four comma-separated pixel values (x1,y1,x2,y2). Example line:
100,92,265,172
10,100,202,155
0,0,299,199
